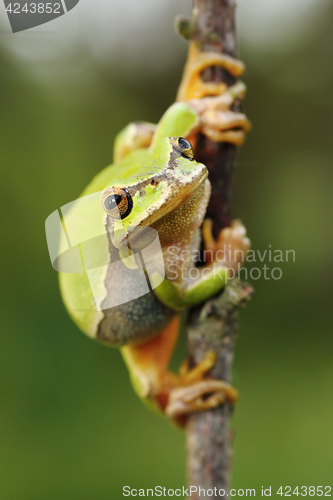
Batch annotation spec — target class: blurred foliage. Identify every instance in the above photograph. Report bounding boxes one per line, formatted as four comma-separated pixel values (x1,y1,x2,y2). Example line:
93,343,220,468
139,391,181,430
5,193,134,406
1,2,333,499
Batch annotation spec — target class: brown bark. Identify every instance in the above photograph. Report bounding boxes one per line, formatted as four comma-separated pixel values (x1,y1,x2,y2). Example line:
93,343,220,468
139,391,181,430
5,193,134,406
177,1,253,498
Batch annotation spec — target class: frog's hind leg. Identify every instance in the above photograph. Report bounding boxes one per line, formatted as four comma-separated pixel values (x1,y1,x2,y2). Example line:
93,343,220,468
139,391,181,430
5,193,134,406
121,315,182,413
114,121,156,163
121,316,238,426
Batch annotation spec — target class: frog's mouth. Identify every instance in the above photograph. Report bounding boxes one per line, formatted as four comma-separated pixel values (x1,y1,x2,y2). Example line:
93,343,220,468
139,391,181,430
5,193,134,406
115,166,209,247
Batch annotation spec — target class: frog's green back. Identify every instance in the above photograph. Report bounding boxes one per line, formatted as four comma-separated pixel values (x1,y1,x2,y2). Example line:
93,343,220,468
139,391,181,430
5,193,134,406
82,148,152,196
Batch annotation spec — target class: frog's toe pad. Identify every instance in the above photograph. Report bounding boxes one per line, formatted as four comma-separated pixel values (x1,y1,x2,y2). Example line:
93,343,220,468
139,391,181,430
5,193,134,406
165,379,238,419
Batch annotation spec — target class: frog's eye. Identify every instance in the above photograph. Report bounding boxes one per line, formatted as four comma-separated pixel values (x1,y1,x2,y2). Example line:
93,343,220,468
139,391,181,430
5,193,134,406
101,187,133,219
177,137,194,161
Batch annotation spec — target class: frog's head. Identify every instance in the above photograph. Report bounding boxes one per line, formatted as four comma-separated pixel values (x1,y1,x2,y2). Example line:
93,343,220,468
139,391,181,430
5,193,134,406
101,137,208,248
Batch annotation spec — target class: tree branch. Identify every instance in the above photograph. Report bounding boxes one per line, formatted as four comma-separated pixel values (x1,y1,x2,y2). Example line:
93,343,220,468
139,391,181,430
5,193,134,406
177,1,253,497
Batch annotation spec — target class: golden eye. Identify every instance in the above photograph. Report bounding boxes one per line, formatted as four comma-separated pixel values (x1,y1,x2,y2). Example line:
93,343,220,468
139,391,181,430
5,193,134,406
101,187,133,219
177,137,194,161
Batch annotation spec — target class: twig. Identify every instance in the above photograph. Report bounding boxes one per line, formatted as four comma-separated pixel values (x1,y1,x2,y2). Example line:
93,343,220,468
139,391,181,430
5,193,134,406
186,281,252,498
177,1,253,497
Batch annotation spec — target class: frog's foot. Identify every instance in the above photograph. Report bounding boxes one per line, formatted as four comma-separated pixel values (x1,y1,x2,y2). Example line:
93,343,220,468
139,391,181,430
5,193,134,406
166,351,238,423
202,219,250,272
190,81,251,146
122,324,237,426
166,379,238,421
177,42,245,101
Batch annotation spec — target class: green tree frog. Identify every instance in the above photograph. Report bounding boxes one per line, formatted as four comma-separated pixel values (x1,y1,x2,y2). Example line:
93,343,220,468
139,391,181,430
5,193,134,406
59,45,250,424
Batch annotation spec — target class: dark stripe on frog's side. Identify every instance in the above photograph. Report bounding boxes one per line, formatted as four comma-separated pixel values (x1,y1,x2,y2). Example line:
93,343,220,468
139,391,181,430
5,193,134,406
96,220,175,347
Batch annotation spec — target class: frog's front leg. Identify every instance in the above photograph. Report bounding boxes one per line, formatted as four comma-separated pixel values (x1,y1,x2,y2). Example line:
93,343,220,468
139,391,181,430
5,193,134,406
152,220,250,310
202,218,251,270
113,121,156,162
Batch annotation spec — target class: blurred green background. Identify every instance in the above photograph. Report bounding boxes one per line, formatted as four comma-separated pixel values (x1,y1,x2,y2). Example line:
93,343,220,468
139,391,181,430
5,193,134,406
1,1,333,499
